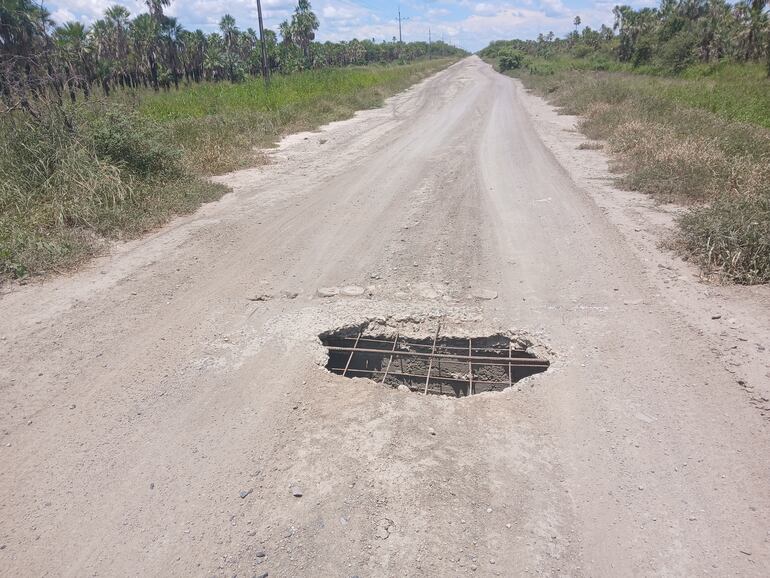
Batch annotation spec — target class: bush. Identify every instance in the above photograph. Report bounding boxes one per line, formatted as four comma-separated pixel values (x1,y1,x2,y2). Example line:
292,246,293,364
632,37,654,67
498,49,526,71
587,56,613,71
658,31,697,73
86,105,182,178
573,45,594,59
0,98,225,278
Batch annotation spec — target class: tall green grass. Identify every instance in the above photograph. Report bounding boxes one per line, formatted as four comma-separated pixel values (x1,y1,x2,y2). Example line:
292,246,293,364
138,60,455,174
501,59,770,284
659,63,770,129
504,56,770,129
141,65,436,120
0,59,455,279
0,101,227,278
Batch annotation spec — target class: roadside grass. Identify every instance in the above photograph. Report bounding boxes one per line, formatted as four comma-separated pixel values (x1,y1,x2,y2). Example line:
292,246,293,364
0,101,227,279
514,57,770,129
495,57,770,284
0,59,455,280
137,59,456,174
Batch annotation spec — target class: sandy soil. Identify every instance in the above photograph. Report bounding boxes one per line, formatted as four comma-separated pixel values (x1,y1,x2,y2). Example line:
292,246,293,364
1,56,769,577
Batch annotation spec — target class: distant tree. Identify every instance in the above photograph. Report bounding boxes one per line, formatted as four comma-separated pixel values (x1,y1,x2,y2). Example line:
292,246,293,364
145,0,170,23
733,0,768,60
219,14,242,81
291,0,319,59
54,21,90,99
696,0,732,62
131,13,159,90
765,17,770,77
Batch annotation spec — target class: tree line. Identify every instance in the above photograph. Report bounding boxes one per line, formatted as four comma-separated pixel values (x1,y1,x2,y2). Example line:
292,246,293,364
0,0,464,112
480,0,769,74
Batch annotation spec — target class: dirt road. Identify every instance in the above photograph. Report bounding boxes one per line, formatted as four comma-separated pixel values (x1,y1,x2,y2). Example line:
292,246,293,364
2,56,769,577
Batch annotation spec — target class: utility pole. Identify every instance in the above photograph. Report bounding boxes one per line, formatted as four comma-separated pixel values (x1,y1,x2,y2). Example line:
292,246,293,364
397,7,409,43
428,28,431,60
256,0,270,87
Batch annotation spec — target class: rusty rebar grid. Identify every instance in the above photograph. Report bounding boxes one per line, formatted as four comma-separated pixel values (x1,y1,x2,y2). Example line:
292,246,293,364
380,332,399,384
326,328,549,397
423,324,441,395
342,331,362,377
325,346,548,368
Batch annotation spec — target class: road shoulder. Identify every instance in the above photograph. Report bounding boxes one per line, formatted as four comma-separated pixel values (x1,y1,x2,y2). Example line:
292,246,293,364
514,77,770,411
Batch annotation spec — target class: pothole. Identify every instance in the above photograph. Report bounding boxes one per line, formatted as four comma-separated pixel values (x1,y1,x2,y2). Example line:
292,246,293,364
320,323,549,397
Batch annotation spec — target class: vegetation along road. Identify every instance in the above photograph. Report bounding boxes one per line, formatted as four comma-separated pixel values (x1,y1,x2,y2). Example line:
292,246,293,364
2,54,770,576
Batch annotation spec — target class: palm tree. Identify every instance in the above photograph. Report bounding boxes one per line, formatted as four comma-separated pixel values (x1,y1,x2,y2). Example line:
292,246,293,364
140,0,170,90
291,0,319,60
279,19,293,46
53,21,90,99
765,19,770,77
105,5,131,86
158,17,183,89
204,33,225,80
145,0,170,23
183,29,207,82
0,0,55,109
219,14,240,81
733,0,768,60
130,13,158,89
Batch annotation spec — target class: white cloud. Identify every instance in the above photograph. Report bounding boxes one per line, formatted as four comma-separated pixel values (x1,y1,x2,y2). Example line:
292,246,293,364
322,2,367,21
47,0,155,24
473,3,498,15
538,0,567,17
426,7,450,17
51,8,77,23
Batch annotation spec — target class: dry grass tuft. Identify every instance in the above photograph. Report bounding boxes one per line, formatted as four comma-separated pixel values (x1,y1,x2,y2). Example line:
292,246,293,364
577,141,603,150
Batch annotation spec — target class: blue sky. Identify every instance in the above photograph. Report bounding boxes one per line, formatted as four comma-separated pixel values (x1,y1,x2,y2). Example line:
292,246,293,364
45,0,656,52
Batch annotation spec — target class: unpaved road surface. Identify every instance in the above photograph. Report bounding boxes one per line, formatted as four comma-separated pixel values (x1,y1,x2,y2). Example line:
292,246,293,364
2,56,770,577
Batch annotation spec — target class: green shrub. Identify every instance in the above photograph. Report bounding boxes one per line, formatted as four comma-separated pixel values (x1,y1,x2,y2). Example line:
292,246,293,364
573,45,594,59
86,105,182,178
498,49,525,71
658,31,698,73
0,98,224,278
632,37,654,67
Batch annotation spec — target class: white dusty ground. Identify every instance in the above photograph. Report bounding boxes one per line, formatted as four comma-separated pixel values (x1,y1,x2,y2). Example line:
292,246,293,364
1,56,769,577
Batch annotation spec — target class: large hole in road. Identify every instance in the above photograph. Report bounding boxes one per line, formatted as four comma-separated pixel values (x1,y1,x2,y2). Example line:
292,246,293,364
320,327,549,397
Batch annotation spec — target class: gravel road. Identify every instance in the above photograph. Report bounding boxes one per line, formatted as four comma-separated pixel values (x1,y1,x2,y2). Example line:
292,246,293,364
1,56,769,577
